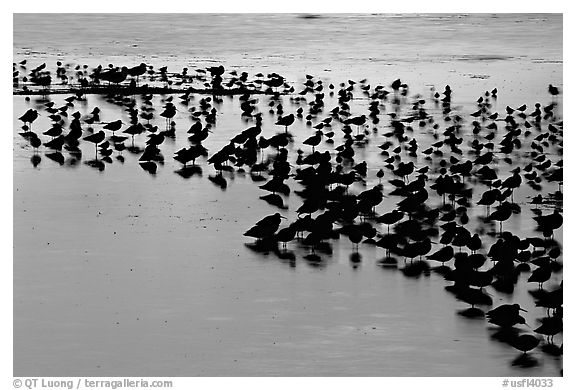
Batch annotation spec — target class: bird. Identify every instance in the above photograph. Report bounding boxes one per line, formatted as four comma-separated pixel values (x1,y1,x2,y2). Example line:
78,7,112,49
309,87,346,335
43,135,65,150
528,264,552,289
159,103,177,126
511,334,540,354
548,84,559,96
100,66,128,85
535,283,563,314
303,131,323,152
103,120,123,134
123,123,145,143
187,121,203,135
530,194,543,205
534,316,562,343
487,304,527,328
501,168,522,202
466,234,482,253
275,224,297,249
344,115,367,131
533,210,563,237
275,114,295,133
342,224,365,252
477,188,499,209
19,109,39,129
427,245,454,265
30,135,42,151
376,169,384,183
262,75,284,90
207,65,225,77
43,124,63,138
488,202,514,234
244,213,286,240
376,210,404,232
174,146,203,167
83,131,106,154
393,161,415,181
127,62,147,84
473,152,494,166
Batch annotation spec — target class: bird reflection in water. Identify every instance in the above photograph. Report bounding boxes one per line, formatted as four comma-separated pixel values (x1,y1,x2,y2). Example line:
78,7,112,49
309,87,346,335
45,151,64,165
208,174,227,190
349,251,362,266
303,253,325,268
139,161,157,175
376,255,398,269
400,259,430,278
511,353,539,369
174,165,202,179
244,236,279,255
84,158,105,171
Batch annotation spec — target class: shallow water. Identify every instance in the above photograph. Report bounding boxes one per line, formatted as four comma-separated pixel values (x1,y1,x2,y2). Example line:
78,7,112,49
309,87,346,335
13,14,562,376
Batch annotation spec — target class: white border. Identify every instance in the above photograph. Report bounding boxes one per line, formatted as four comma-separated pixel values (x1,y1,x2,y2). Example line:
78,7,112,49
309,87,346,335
4,2,572,389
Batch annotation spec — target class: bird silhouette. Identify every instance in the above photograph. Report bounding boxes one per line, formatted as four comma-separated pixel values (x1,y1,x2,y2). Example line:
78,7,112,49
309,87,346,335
83,130,106,155
275,114,295,133
244,213,286,240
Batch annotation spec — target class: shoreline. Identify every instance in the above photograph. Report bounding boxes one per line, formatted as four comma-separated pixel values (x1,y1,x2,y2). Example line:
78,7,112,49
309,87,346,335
13,85,283,97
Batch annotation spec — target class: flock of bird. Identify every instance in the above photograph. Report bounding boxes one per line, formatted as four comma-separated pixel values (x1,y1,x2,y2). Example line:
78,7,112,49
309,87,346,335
15,60,563,370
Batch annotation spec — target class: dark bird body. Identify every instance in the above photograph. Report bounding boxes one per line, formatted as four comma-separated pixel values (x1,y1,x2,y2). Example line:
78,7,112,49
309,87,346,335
244,213,286,240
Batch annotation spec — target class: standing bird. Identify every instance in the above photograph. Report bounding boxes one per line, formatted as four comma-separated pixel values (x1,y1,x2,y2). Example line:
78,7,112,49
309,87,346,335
127,62,147,85
528,263,552,289
83,130,106,155
533,210,563,238
548,84,560,97
345,114,367,133
303,130,323,152
487,303,527,328
501,167,522,203
30,134,42,152
488,202,514,235
477,188,499,212
275,224,297,249
244,213,286,240
534,316,562,344
19,109,39,130
160,103,177,129
466,234,482,253
43,124,63,139
275,114,295,133
103,120,123,136
427,245,454,265
376,210,404,233
376,168,384,183
511,334,540,355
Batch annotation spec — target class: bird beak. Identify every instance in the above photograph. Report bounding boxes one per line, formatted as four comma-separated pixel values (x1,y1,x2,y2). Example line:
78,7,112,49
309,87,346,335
280,215,287,219
519,307,528,312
